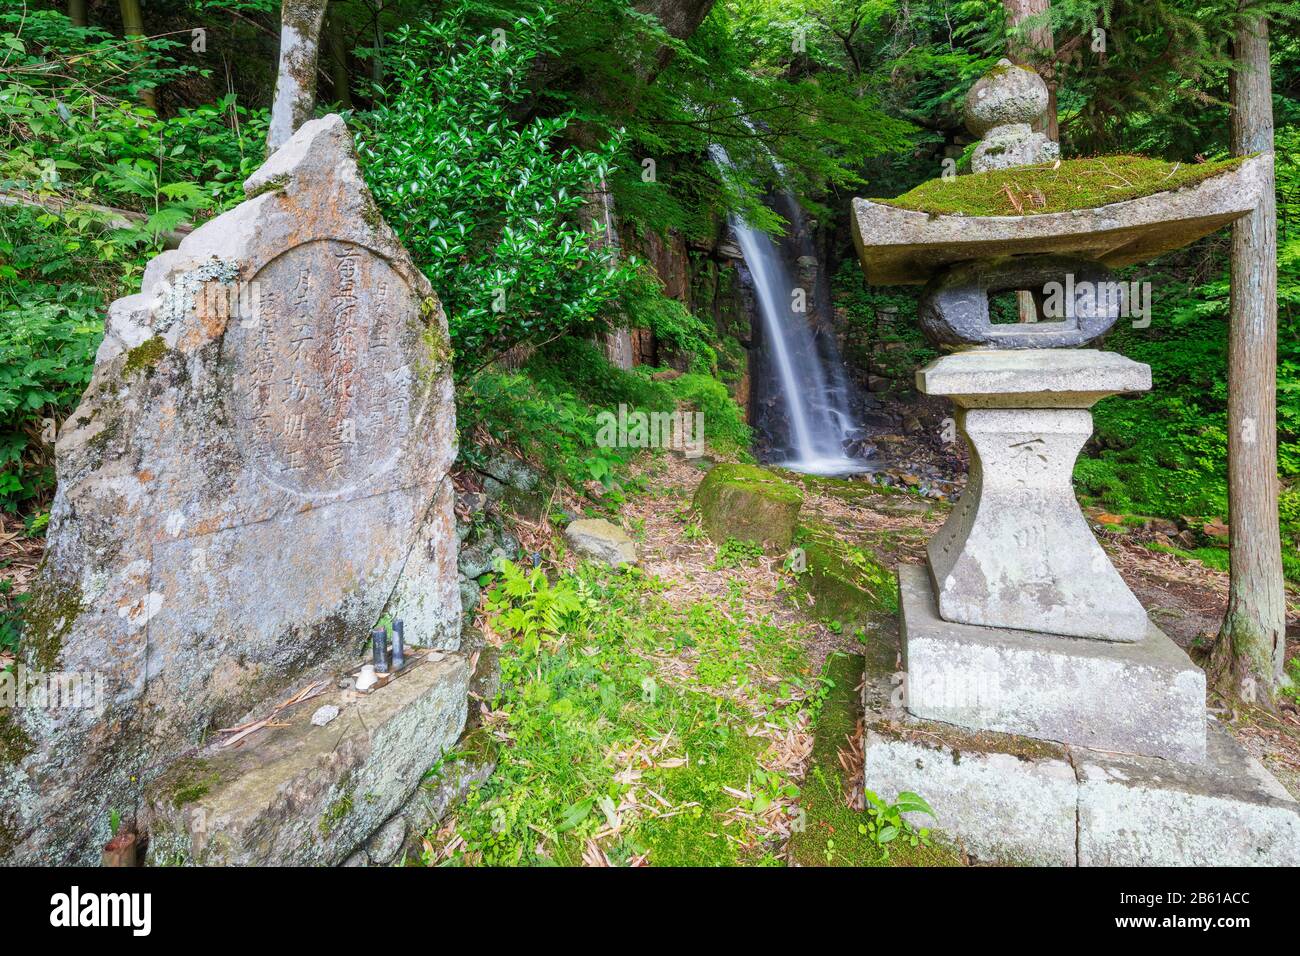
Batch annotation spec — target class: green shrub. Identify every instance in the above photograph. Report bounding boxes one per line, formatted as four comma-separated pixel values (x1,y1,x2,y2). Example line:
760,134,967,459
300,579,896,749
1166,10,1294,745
526,339,674,413
0,10,266,510
355,4,635,367
457,368,638,490
666,373,752,457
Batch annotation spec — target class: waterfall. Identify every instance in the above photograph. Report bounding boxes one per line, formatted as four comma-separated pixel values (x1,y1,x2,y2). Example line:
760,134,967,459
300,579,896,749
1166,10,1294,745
710,145,865,475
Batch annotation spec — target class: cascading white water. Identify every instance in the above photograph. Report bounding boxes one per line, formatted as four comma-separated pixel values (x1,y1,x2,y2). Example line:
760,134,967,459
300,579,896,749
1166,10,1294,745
710,145,865,475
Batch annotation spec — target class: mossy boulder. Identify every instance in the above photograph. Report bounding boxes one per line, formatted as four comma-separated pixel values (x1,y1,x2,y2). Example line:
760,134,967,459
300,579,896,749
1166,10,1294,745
693,463,803,552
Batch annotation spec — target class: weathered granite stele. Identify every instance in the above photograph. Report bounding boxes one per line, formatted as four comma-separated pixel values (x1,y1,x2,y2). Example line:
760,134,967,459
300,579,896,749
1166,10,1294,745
1,114,461,865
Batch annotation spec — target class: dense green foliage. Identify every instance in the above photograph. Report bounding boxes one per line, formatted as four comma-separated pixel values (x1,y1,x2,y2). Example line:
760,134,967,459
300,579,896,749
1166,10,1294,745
1,0,1296,607
0,9,265,508
355,7,633,366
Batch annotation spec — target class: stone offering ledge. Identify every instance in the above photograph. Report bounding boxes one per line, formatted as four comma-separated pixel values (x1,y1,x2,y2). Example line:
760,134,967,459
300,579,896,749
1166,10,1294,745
851,154,1270,285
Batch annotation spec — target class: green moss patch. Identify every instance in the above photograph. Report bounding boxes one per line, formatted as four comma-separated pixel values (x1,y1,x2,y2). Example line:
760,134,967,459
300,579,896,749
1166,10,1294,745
170,759,221,809
874,155,1245,217
17,575,84,672
786,654,963,867
122,336,168,377
0,707,34,768
795,523,899,626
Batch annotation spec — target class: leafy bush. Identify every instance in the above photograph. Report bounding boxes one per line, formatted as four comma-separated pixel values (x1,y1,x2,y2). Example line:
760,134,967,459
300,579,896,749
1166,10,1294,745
355,4,635,367
526,339,674,414
665,373,751,457
620,268,719,372
457,369,639,490
0,10,266,510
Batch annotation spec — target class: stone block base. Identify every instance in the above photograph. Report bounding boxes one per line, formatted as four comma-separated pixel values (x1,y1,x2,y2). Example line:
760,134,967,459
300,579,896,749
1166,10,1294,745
900,564,1205,762
144,651,469,866
863,643,1300,866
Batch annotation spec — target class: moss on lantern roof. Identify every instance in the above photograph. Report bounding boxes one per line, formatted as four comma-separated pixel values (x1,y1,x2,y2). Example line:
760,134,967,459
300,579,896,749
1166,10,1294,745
872,154,1246,217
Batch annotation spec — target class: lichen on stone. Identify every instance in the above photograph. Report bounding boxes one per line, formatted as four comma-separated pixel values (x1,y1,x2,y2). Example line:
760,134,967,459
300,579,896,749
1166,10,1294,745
153,258,241,331
0,707,34,768
245,173,290,199
17,574,84,673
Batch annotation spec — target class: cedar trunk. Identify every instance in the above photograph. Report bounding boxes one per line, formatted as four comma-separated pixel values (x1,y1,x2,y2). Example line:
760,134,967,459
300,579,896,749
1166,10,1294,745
1003,0,1057,142
1210,2,1288,707
267,0,330,154
118,0,156,109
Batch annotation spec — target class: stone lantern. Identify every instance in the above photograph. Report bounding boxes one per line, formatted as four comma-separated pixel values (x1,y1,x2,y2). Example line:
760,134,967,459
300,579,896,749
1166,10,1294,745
847,62,1298,864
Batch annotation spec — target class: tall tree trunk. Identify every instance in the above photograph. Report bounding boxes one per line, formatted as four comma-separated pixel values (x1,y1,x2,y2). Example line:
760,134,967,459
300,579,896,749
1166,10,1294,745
1004,0,1057,142
69,0,87,27
581,175,635,369
579,0,717,366
1210,3,1287,708
371,0,384,87
118,0,156,110
326,4,353,109
267,0,330,154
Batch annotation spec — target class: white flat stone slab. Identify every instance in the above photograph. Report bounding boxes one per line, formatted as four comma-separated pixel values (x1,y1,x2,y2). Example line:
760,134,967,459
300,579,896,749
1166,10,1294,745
851,155,1270,285
901,564,1206,762
916,348,1151,408
862,632,1300,866
864,729,1079,865
1077,724,1300,866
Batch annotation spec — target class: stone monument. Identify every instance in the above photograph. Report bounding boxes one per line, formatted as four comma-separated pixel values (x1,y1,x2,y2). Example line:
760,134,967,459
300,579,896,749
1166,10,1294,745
1,115,465,864
849,70,1298,863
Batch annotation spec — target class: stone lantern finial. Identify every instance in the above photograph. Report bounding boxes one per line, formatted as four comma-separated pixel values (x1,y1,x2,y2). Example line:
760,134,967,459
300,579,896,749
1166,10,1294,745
963,58,1060,172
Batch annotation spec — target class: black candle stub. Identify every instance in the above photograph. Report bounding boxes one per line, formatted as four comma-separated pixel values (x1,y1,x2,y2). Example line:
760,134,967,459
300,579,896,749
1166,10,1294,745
371,627,389,673
391,619,405,671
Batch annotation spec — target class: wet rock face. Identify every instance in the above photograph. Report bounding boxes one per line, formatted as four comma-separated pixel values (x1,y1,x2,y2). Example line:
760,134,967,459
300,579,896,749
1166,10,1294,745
917,255,1123,350
2,115,460,864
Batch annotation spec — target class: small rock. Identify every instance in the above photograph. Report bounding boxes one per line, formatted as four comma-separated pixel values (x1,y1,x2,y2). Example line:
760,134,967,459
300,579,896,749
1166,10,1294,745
564,518,639,567
1202,518,1230,542
1145,517,1180,536
459,578,482,615
366,815,407,865
311,704,340,726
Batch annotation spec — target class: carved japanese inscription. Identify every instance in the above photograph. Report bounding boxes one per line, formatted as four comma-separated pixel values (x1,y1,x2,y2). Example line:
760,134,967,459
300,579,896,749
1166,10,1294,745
232,239,422,496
